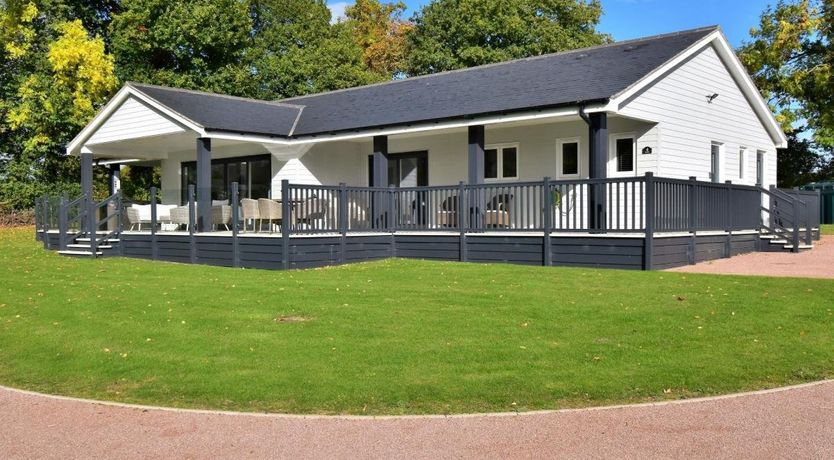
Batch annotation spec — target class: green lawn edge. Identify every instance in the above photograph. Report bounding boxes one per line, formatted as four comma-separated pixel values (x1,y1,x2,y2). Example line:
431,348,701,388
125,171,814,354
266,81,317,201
1,227,832,415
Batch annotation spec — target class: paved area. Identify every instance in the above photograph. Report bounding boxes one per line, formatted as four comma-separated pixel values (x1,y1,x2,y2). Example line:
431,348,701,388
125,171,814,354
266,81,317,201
670,235,834,278
1,381,833,459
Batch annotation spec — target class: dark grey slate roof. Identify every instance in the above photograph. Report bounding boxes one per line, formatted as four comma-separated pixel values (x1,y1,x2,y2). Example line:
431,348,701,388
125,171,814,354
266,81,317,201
128,83,303,137
284,26,717,136
126,26,717,138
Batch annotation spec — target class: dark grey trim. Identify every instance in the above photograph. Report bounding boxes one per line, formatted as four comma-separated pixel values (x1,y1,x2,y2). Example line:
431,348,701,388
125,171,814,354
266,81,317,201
196,138,212,232
468,125,485,185
587,112,608,231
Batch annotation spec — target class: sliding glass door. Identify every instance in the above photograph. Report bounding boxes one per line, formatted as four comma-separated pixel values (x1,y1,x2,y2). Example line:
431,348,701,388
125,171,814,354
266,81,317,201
367,151,428,187
181,155,271,204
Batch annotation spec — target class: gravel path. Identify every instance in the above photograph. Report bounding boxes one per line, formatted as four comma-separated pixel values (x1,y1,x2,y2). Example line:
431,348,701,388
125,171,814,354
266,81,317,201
670,235,834,278
2,381,833,459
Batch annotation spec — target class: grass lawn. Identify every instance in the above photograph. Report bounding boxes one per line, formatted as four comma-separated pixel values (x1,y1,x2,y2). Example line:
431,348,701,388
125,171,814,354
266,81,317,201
822,224,834,235
1,227,833,415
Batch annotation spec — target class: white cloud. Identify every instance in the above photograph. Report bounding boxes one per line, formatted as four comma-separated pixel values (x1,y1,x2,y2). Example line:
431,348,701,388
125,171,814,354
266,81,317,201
327,2,351,23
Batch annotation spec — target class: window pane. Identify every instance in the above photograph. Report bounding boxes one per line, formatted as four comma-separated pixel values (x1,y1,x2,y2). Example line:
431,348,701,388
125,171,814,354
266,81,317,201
502,147,517,178
249,159,271,199
484,148,498,179
211,163,225,200
562,142,578,175
616,138,634,172
738,149,745,179
181,163,196,204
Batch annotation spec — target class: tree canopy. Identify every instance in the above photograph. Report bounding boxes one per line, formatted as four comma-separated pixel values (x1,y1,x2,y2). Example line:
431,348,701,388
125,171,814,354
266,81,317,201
405,0,608,75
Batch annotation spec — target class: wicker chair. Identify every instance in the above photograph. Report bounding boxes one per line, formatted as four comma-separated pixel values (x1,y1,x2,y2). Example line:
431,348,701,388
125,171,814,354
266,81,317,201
212,205,231,231
240,198,260,232
435,195,458,228
485,193,513,228
125,207,142,231
258,198,282,233
170,206,191,231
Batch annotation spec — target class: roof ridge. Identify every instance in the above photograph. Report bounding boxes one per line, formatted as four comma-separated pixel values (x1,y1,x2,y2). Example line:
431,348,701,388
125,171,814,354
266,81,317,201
281,25,720,103
126,82,307,110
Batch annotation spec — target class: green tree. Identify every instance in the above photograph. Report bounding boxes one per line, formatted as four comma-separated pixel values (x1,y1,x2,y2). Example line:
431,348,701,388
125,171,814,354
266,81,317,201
109,0,255,95
739,0,834,147
248,0,383,99
344,0,413,78
1,2,117,208
405,0,608,75
777,129,824,187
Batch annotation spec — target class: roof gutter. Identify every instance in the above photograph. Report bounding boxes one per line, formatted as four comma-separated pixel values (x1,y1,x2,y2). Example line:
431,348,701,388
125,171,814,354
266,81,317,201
578,103,592,126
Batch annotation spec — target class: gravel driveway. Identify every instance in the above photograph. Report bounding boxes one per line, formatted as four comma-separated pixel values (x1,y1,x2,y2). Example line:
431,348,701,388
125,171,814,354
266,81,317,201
670,235,834,278
1,381,833,459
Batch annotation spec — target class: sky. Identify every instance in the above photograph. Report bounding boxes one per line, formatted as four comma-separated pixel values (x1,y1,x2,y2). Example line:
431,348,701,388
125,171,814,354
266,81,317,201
327,0,776,47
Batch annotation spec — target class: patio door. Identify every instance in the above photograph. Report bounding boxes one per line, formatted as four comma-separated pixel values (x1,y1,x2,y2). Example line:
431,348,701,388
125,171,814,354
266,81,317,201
181,155,271,204
367,151,428,187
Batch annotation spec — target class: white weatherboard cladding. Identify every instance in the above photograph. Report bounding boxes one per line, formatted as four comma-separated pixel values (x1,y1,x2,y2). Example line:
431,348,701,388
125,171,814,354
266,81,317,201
87,97,186,145
619,44,778,186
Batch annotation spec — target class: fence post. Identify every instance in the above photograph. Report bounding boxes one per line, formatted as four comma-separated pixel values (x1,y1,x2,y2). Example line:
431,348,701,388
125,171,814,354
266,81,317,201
724,180,733,258
59,193,68,251
117,192,124,256
791,197,800,252
688,176,697,265
458,181,467,262
543,177,552,266
281,180,291,270
643,172,655,270
338,183,347,264
150,187,158,260
188,184,197,263
41,196,50,249
388,185,397,257
231,182,240,268
87,190,97,257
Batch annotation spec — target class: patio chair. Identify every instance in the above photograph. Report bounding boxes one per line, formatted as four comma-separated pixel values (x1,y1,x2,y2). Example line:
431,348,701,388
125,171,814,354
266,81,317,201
435,195,458,227
169,206,190,231
258,198,282,233
240,198,260,232
294,195,329,230
125,207,142,231
212,205,231,231
485,193,513,228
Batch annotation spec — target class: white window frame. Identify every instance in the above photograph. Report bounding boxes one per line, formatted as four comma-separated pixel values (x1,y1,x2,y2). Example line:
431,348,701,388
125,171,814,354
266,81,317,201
756,149,766,186
710,141,723,183
608,133,636,177
738,146,746,180
556,137,582,179
484,143,520,181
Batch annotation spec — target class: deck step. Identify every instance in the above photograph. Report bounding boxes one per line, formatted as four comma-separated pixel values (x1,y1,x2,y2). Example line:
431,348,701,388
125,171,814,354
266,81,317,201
769,239,788,245
76,237,120,243
58,250,103,257
68,244,113,249
783,244,813,250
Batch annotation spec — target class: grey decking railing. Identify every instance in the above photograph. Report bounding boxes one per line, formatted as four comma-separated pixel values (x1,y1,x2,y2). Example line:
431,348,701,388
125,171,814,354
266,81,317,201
34,173,822,258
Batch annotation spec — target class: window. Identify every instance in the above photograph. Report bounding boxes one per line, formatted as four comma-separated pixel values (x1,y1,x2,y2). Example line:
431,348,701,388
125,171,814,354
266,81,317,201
756,150,765,186
484,144,519,180
181,155,271,204
557,138,580,178
710,142,722,183
609,135,635,176
738,147,746,179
